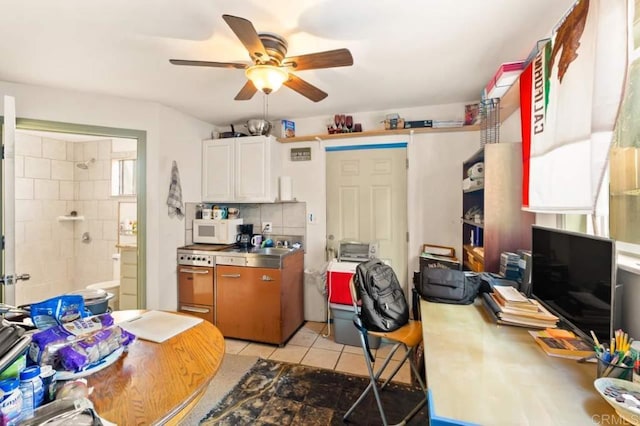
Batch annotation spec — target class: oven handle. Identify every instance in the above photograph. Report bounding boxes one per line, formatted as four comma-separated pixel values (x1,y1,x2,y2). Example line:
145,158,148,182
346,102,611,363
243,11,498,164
180,305,210,314
179,268,210,275
220,274,241,278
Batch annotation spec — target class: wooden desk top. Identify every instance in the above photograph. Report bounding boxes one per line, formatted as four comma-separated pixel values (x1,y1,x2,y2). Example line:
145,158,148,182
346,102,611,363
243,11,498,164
420,300,617,425
86,310,225,425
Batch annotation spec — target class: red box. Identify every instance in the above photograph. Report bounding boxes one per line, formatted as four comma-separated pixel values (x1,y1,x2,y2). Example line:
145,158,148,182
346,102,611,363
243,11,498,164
327,261,358,305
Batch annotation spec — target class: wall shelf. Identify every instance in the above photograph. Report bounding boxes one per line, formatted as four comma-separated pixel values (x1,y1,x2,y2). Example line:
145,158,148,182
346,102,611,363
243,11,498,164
57,215,85,221
462,219,484,228
276,124,481,143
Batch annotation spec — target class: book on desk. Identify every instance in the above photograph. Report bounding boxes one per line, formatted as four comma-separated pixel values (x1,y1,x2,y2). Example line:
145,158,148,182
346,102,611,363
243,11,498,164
528,329,595,359
481,285,559,329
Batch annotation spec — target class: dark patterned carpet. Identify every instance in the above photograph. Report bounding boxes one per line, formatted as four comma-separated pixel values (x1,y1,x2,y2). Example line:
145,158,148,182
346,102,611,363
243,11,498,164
200,358,428,425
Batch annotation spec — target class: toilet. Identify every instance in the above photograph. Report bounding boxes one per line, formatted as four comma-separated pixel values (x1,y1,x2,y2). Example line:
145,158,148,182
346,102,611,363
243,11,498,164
86,253,121,311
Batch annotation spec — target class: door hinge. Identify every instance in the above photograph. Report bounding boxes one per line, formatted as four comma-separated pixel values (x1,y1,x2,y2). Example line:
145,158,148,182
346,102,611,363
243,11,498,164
1,145,4,160
406,231,409,242
406,158,409,169
1,235,4,251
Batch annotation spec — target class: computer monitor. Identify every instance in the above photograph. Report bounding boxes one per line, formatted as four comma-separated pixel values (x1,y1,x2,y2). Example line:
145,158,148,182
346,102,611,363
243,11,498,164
531,225,620,344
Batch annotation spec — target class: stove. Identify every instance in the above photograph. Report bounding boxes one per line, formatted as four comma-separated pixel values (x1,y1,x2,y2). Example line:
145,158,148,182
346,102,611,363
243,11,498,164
177,243,233,267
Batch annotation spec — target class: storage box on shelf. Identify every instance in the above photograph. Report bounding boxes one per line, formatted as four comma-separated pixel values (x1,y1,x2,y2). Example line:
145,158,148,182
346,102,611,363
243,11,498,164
202,135,282,202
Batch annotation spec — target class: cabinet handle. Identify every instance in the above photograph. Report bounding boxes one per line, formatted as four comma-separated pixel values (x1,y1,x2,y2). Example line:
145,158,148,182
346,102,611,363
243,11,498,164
262,275,274,281
180,305,210,314
221,274,241,278
180,268,209,275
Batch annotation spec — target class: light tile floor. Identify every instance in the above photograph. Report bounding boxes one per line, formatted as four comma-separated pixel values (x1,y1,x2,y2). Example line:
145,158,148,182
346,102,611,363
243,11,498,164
224,321,412,384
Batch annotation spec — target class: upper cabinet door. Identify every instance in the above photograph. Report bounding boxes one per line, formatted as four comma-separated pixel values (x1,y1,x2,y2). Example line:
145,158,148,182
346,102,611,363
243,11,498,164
202,139,234,202
235,137,271,202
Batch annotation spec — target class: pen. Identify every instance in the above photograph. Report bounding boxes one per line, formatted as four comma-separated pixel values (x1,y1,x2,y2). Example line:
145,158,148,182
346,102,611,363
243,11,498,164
590,330,602,352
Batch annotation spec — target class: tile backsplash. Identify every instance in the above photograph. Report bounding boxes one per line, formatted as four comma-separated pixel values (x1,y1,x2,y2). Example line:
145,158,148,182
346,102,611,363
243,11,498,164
184,202,307,246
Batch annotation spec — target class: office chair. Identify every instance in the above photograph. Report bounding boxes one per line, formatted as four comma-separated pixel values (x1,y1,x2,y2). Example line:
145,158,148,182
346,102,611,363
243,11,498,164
343,278,427,426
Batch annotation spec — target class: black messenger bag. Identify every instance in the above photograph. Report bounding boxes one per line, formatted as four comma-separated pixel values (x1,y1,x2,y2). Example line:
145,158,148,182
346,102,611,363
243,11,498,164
417,268,480,305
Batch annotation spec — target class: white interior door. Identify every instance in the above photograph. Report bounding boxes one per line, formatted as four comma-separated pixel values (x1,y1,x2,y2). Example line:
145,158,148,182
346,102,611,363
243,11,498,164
326,144,408,288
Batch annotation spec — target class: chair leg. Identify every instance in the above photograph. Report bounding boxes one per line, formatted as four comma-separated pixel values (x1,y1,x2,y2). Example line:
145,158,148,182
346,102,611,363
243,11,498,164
344,336,427,426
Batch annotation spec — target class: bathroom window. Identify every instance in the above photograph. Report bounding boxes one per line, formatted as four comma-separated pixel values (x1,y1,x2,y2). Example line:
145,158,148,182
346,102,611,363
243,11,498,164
111,158,136,196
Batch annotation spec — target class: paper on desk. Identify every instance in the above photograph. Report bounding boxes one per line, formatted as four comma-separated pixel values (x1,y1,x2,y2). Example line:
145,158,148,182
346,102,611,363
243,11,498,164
119,310,203,343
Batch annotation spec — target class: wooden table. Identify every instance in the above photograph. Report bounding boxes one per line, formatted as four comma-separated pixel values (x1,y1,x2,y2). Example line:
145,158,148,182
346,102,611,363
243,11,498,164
420,300,618,426
86,310,225,425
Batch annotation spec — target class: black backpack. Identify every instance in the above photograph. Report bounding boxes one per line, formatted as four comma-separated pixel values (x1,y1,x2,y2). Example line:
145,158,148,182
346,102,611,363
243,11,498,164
354,259,409,332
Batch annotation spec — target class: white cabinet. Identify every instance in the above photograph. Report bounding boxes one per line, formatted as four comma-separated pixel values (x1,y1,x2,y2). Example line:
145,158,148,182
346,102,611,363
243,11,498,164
202,135,281,203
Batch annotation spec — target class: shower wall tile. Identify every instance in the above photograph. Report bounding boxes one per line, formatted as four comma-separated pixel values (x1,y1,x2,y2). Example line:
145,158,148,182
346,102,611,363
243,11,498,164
98,200,118,220
24,157,51,179
89,160,106,181
51,160,73,180
74,167,89,181
79,181,93,200
34,180,59,200
74,143,83,162
66,142,74,161
15,178,34,200
15,133,42,157
15,156,24,177
59,181,74,201
84,141,98,161
43,138,67,160
94,180,110,200
98,140,111,160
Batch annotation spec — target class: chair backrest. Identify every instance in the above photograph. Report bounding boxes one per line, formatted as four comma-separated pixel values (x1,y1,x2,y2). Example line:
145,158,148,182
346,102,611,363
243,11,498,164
348,277,359,312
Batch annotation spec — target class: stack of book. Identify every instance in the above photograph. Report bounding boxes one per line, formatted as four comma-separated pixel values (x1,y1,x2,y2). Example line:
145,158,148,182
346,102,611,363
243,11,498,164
528,329,594,360
499,252,521,280
481,285,559,329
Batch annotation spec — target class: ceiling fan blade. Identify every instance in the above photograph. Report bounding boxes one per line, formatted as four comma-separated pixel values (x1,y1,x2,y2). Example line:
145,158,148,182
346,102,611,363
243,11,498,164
169,59,247,69
235,80,258,101
222,15,269,62
284,74,328,102
282,49,353,71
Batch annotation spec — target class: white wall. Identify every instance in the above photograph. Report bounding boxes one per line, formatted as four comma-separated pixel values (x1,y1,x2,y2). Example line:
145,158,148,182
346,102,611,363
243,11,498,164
1,80,214,311
279,103,482,286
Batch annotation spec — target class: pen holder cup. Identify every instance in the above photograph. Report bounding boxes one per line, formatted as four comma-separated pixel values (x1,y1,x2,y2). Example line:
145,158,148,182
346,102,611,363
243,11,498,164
596,354,633,380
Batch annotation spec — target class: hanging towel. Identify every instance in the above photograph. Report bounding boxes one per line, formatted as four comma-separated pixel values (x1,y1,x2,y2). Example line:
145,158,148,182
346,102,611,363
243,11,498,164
167,160,184,219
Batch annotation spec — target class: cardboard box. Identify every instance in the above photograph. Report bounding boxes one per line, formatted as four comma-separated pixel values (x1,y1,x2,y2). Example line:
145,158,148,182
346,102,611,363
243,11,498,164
274,119,295,138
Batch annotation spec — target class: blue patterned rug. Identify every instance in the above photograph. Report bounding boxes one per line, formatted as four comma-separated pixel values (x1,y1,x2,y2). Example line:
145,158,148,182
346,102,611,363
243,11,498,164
200,358,428,425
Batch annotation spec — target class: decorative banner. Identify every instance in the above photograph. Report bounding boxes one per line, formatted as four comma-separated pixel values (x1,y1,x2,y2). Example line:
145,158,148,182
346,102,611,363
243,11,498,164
520,0,627,213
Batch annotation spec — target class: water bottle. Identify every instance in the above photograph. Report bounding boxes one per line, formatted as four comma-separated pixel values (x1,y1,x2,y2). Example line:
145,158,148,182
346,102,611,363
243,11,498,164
0,378,23,426
19,366,43,420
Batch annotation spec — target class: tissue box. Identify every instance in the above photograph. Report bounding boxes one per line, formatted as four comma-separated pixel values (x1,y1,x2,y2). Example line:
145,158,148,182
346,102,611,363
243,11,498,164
274,120,295,138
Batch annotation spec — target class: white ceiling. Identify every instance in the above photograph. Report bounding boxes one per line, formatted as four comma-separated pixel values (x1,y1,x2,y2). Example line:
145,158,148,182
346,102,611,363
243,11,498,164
0,0,575,126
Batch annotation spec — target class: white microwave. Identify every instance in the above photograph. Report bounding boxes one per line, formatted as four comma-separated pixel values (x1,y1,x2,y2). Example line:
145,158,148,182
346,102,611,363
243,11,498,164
193,219,244,244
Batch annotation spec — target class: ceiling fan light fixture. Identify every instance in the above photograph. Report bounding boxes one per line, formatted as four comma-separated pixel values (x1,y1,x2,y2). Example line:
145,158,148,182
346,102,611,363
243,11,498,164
245,65,288,95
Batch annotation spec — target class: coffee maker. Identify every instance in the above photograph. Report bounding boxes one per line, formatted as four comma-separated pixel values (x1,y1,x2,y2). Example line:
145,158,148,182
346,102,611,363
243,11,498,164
236,224,253,248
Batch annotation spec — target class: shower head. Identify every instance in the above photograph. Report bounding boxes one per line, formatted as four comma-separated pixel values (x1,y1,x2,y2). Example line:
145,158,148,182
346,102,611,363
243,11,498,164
76,158,96,169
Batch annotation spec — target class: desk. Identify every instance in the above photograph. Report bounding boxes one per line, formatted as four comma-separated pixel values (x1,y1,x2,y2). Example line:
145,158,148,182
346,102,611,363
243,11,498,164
420,300,618,425
86,310,225,425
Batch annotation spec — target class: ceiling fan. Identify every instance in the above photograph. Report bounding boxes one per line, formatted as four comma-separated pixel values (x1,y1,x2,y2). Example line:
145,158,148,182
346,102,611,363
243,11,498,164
169,15,353,102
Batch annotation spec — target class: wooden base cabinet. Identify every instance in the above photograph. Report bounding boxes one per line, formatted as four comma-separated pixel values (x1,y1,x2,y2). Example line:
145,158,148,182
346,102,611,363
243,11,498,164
215,252,304,345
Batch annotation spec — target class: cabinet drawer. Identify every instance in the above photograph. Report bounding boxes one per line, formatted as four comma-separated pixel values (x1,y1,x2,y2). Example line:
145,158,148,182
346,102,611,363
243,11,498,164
178,303,214,324
121,249,137,264
120,294,137,310
121,264,137,278
120,277,137,294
